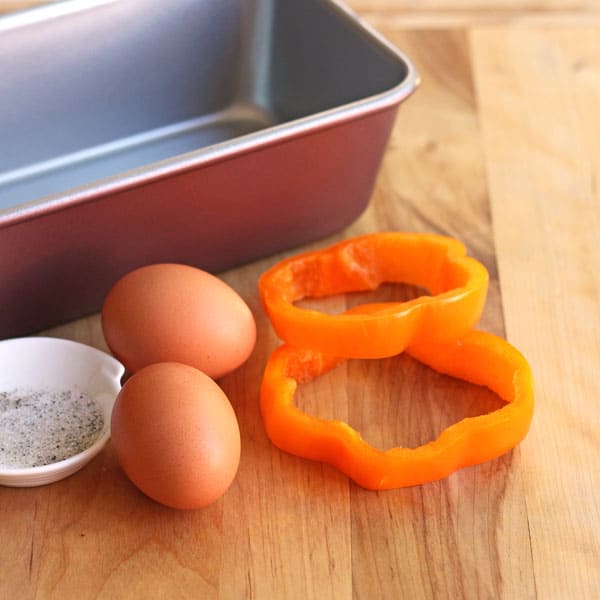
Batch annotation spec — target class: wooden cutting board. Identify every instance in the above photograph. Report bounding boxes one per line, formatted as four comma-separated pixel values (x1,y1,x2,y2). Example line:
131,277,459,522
1,2,599,598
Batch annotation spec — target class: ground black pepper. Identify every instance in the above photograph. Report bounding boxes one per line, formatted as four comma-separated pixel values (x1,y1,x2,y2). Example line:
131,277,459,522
0,388,104,468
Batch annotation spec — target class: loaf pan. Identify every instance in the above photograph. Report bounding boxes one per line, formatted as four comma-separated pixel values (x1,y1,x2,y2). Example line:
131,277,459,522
0,0,418,338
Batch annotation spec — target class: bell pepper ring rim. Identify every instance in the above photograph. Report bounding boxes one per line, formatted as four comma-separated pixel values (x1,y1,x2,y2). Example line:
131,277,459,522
258,232,490,359
259,328,534,490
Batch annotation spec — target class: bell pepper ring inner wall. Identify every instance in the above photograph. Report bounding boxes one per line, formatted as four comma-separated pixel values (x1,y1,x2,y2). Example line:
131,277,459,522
259,329,534,490
259,233,489,358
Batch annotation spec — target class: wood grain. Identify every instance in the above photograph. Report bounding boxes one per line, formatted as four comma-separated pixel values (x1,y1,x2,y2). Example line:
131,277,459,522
360,11,600,29
471,26,600,597
345,0,600,28
0,0,49,13
1,1,600,598
347,0,600,11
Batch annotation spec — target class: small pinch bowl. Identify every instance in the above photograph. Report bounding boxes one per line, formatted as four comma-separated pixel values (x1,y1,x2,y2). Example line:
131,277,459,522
0,337,124,487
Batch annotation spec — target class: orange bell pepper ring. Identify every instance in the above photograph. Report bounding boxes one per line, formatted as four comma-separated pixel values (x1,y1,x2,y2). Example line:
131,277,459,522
260,329,534,490
259,232,489,358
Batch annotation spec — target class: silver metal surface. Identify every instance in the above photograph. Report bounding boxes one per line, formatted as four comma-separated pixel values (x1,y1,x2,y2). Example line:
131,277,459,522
0,0,418,337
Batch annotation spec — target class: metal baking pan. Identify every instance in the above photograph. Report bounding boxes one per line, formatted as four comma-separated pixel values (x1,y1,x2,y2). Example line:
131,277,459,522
0,0,418,338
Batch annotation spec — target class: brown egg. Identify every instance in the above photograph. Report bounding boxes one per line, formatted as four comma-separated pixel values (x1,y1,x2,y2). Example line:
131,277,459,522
101,263,256,379
111,362,241,509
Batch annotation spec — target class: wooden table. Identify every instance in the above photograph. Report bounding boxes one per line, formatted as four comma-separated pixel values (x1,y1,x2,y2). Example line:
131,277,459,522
2,2,599,598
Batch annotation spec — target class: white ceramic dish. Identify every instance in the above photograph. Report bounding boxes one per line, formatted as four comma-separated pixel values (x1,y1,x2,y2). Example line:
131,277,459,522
0,337,124,487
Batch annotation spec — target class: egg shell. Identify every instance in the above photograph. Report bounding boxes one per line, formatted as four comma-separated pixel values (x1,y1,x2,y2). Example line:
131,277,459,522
101,263,256,379
111,362,241,510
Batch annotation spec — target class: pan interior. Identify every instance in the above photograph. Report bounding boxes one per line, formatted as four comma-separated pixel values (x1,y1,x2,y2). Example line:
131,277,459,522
0,0,408,210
